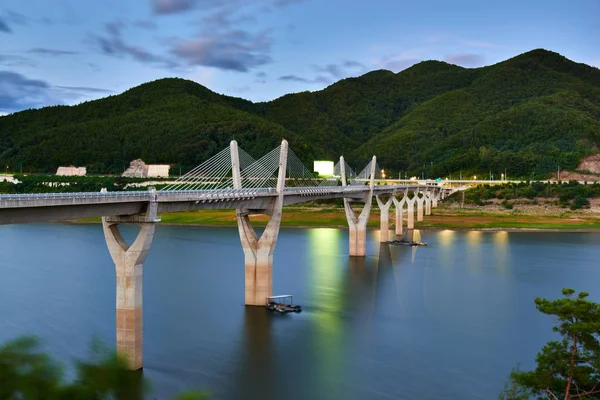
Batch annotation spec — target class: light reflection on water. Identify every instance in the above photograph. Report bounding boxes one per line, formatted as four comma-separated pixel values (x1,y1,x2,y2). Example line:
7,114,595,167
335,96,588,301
1,224,600,399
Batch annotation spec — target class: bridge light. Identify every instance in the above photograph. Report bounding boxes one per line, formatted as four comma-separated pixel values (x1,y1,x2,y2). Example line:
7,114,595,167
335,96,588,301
473,175,477,180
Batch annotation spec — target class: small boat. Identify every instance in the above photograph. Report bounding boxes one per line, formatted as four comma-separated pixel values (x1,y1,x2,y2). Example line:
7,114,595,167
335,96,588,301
390,240,428,247
266,295,302,314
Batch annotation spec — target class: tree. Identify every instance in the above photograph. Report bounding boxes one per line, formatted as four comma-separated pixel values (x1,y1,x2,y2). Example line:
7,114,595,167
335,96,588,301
501,288,600,399
0,336,208,399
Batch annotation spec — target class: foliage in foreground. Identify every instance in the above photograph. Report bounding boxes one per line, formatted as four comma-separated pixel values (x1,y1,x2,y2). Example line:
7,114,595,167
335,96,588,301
501,289,600,399
0,336,207,400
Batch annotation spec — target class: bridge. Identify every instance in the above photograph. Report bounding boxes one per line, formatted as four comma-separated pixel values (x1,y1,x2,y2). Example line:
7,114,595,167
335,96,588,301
0,139,453,369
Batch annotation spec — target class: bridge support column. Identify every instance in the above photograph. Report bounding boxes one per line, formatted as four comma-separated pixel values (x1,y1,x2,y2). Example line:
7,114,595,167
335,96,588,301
406,194,416,229
416,192,425,222
392,192,407,237
232,140,288,306
432,190,440,208
425,190,432,216
340,155,376,256
376,194,393,242
102,189,159,370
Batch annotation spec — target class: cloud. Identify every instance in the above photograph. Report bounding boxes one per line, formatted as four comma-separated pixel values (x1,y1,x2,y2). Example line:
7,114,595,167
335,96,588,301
171,30,271,71
153,0,196,14
0,70,112,113
443,53,485,67
152,0,306,14
54,86,113,94
278,74,330,84
315,60,365,79
28,48,78,56
279,75,310,83
0,54,36,68
0,18,11,33
273,0,306,6
92,22,177,69
0,71,56,112
278,60,365,86
134,20,157,30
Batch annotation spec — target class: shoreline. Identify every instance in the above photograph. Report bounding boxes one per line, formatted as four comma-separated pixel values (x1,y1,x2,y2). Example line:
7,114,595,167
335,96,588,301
59,204,600,232
63,219,600,233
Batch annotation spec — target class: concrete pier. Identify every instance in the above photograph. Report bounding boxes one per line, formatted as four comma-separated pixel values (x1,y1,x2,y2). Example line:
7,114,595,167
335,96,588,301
432,189,440,208
425,190,432,216
406,193,416,230
233,140,288,306
392,192,407,237
102,189,159,370
416,192,425,222
341,155,376,256
376,194,393,242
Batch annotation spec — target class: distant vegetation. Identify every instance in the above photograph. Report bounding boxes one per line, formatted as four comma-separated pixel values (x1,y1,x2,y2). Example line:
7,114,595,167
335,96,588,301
447,181,600,210
0,174,165,194
1,49,599,179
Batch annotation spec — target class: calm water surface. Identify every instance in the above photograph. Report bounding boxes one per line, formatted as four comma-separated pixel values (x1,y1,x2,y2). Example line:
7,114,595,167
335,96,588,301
1,224,600,399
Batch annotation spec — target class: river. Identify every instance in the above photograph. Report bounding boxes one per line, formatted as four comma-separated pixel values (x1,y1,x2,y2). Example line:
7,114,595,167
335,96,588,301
1,223,599,399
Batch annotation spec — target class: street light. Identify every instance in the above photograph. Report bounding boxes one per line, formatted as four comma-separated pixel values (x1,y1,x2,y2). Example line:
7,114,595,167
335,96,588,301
381,169,385,179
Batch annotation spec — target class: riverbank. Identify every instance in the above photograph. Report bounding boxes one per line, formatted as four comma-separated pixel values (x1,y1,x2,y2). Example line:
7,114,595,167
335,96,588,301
73,203,600,231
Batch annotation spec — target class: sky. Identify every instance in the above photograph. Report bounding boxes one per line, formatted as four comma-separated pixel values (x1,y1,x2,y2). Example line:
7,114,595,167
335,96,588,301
0,0,599,114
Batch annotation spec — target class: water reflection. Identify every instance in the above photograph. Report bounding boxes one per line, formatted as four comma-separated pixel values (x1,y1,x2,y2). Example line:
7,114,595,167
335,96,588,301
230,308,275,399
466,231,483,271
404,229,422,263
438,230,456,269
493,231,510,273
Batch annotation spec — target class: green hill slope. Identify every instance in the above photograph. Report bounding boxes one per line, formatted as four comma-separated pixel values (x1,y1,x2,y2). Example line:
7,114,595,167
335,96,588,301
0,49,599,178
0,79,309,173
353,50,600,177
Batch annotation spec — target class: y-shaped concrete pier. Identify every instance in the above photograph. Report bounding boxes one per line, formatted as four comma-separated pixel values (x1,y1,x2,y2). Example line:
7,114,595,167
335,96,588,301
425,189,432,216
416,191,425,222
393,190,407,237
102,188,160,370
405,192,417,229
376,193,394,242
341,155,376,256
232,140,288,306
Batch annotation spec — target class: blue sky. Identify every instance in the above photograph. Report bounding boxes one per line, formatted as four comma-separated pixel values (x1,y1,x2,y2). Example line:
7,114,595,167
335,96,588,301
0,0,598,114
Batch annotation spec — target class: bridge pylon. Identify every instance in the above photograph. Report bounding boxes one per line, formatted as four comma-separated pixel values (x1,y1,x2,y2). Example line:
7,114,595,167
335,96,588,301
232,139,287,306
101,187,160,370
341,155,376,256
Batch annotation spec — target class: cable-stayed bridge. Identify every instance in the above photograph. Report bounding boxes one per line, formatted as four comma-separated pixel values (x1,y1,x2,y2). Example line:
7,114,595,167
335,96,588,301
0,139,451,369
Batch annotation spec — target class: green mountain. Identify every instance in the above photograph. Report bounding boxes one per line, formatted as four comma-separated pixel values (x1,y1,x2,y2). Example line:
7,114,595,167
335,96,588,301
1,49,599,177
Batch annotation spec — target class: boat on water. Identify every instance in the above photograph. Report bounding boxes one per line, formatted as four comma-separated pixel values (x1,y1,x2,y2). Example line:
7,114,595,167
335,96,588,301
390,240,428,247
266,295,302,314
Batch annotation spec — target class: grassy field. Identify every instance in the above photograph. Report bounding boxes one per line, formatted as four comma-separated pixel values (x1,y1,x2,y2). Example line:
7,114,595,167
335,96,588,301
76,205,600,230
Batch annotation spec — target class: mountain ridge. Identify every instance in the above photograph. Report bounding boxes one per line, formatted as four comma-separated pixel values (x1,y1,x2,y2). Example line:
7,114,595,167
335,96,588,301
1,48,599,178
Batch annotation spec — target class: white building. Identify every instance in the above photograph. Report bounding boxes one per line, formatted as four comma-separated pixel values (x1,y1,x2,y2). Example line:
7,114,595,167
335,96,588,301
56,166,87,176
122,159,170,178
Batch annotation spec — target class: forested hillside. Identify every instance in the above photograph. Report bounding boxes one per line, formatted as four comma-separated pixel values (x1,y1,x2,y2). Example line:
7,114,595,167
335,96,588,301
0,49,599,177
